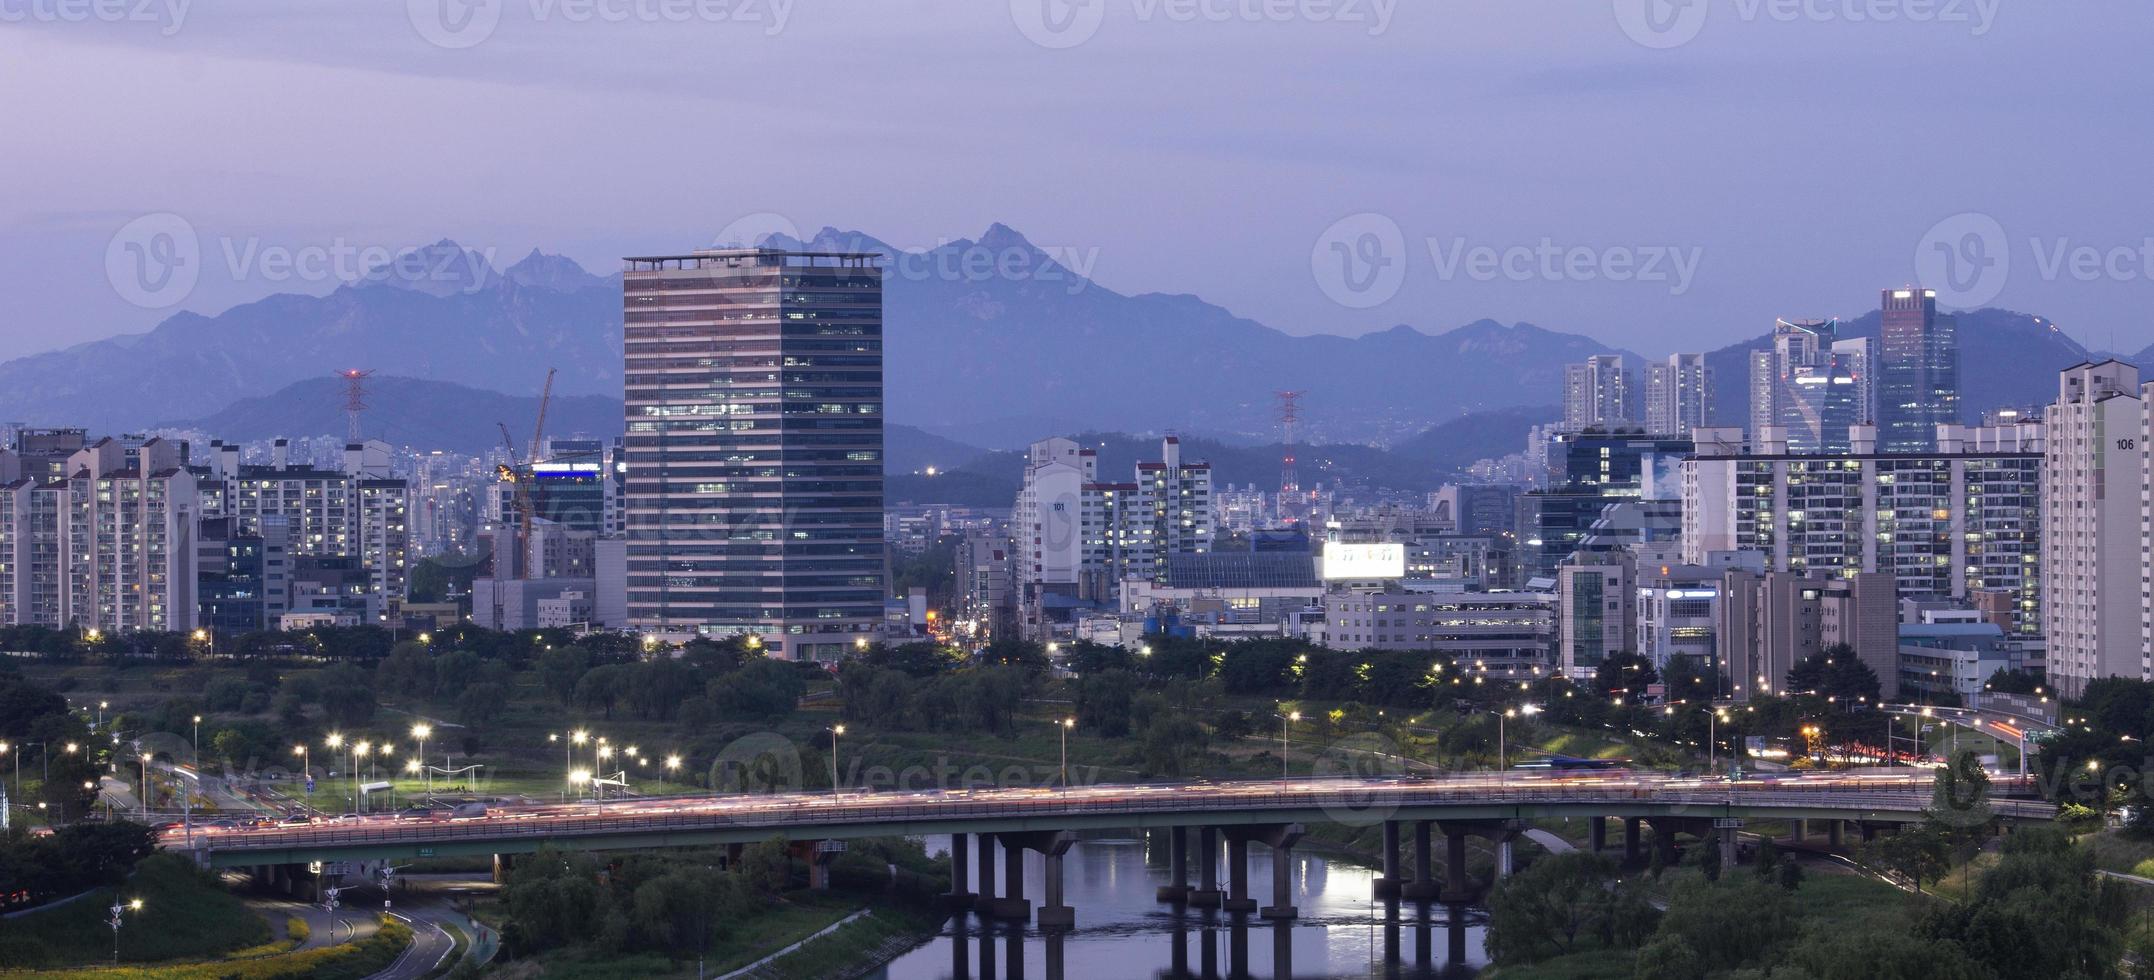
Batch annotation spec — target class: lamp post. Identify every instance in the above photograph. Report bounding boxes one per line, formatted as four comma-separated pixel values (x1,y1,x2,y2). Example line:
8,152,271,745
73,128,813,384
324,734,346,812
596,746,614,801
569,730,588,802
354,742,371,812
1499,705,1542,775
293,745,311,809
1277,710,1301,788
1058,717,1075,790
411,724,432,794
108,897,141,964
95,701,107,732
827,725,845,799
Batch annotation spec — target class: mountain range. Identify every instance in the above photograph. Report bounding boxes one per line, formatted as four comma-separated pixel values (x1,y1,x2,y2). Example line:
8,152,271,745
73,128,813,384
7,223,2130,454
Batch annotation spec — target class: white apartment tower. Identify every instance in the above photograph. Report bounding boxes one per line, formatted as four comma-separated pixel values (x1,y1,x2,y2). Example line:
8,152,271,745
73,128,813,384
2043,361,2148,697
1644,353,1712,437
1563,355,1634,430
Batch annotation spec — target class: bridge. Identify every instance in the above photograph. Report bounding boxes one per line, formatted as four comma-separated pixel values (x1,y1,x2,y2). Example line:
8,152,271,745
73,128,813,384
176,771,2053,926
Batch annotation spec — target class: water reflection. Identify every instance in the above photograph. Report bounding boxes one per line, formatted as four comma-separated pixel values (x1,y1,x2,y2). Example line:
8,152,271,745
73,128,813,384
876,836,1488,979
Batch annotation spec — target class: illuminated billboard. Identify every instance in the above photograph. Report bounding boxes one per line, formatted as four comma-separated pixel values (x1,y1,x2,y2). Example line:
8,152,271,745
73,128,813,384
1321,542,1406,580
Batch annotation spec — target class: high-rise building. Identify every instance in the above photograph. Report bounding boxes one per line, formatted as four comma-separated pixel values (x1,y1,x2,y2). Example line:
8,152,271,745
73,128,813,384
1562,355,1634,431
1748,319,1870,454
1643,353,1711,436
2042,361,2148,697
1009,436,1209,637
0,438,200,632
1557,557,1634,679
621,247,886,662
1683,421,2043,635
1879,287,1960,454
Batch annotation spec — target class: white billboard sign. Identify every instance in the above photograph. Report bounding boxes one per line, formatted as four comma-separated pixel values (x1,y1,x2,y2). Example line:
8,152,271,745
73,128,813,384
1322,542,1406,580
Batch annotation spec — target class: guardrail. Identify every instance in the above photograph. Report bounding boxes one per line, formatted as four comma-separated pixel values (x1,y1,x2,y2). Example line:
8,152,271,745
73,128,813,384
185,774,2054,856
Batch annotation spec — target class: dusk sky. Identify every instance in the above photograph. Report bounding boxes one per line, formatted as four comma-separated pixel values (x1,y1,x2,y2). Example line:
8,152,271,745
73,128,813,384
4,2,2150,360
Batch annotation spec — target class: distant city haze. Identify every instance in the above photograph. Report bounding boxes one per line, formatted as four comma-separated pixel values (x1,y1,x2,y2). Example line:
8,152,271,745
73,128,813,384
3,3,2152,359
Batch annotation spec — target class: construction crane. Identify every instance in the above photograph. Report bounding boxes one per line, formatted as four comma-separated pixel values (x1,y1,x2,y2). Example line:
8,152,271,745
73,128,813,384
495,368,556,581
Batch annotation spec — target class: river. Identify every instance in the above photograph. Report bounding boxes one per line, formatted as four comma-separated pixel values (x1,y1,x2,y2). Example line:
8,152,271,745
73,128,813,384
870,834,1489,979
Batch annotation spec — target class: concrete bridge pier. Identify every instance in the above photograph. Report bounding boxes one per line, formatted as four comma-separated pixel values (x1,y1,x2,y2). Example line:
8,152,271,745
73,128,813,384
1588,816,1607,853
1859,822,1880,844
1716,820,1743,870
1789,819,1805,845
946,833,976,910
1827,821,1844,849
1258,825,1305,920
976,833,997,916
1222,836,1256,912
805,841,843,891
492,853,513,885
1497,838,1515,879
993,835,1031,921
1374,821,1404,898
1403,820,1439,900
1442,826,1473,902
1190,826,1222,908
1157,826,1190,902
1623,818,1643,865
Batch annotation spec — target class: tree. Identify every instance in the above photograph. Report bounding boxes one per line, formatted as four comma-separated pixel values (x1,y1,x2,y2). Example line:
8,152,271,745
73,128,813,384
1487,852,1624,964
211,729,249,768
708,660,805,722
537,645,592,705
1865,825,1950,893
1785,645,1881,705
1594,651,1658,698
317,665,377,727
503,847,605,953
456,683,509,727
739,835,792,896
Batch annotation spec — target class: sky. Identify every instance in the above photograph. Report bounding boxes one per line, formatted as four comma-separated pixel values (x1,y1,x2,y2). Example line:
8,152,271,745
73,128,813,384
3,1,2151,361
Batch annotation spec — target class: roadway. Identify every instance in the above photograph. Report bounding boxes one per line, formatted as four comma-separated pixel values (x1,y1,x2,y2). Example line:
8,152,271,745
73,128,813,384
165,770,2057,868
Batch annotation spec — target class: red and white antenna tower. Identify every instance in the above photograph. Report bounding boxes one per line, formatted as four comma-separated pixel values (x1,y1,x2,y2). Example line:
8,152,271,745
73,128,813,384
1276,390,1304,521
340,369,374,443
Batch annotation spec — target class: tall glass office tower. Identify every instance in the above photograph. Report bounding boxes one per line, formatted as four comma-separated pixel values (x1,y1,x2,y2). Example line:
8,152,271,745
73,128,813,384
1879,287,1960,453
622,247,886,661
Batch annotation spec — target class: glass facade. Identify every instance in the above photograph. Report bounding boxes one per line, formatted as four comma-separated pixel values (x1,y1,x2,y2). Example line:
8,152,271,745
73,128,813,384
622,248,886,660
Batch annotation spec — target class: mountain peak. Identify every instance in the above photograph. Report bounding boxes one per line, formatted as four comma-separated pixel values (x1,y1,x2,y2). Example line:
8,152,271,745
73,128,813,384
357,240,500,297
504,249,605,292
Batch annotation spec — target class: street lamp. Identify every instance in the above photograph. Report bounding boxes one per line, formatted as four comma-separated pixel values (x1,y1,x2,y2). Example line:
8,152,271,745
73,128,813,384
1058,717,1075,789
569,769,591,799
293,745,311,808
410,724,432,793
190,716,201,765
827,725,845,799
1499,705,1541,774
353,742,371,812
596,746,614,800
108,897,142,964
1277,710,1301,787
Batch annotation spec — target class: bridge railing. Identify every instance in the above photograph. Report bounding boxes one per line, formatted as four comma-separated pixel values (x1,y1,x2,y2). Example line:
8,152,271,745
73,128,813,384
187,775,2050,855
